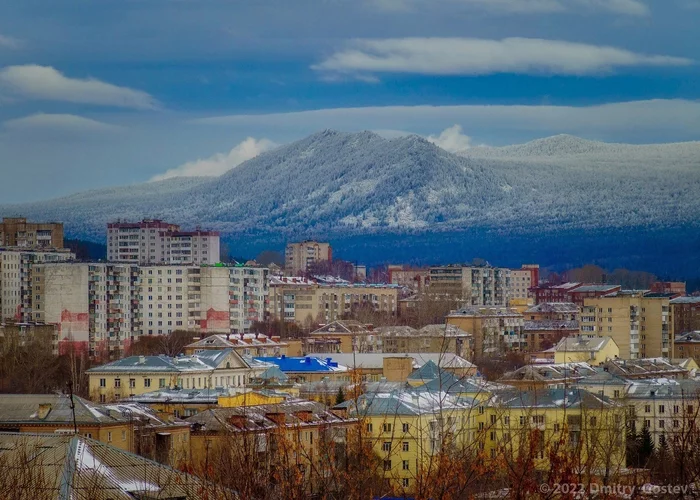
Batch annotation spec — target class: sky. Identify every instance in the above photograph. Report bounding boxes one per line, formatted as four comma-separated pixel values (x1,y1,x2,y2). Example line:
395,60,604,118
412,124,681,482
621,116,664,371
0,0,698,202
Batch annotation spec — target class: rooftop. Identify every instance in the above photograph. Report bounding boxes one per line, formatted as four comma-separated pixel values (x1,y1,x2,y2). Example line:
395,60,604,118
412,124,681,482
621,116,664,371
670,296,700,304
254,356,347,373
0,433,224,498
86,348,251,374
524,302,579,314
490,387,617,409
309,352,475,371
0,394,128,425
523,320,579,331
553,336,615,353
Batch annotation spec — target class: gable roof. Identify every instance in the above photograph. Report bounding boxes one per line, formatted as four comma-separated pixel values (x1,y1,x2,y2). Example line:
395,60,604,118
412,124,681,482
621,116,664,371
0,394,127,426
407,359,441,381
86,348,251,373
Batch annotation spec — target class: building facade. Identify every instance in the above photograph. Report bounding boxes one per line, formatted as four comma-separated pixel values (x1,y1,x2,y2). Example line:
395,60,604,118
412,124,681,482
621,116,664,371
580,291,673,360
284,240,331,275
671,296,700,335
107,219,220,265
446,306,525,356
0,217,64,249
429,265,510,306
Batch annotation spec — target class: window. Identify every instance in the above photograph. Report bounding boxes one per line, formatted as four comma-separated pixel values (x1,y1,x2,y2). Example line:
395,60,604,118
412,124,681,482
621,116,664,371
402,478,410,488
490,414,497,424
99,378,106,387
490,431,496,441
589,416,597,427
645,405,651,413
644,420,651,428
159,378,166,388
114,378,121,388
688,406,695,415
144,378,151,388
382,442,391,452
99,394,106,403
673,420,680,428
659,405,665,414
519,416,526,425
122,430,127,441
674,405,680,414
504,416,510,425
107,432,112,442
402,423,409,433
129,378,136,389
383,460,392,471
659,419,665,428
554,423,560,432
402,441,409,452
383,423,392,433
402,460,409,471
366,423,373,433
614,390,620,398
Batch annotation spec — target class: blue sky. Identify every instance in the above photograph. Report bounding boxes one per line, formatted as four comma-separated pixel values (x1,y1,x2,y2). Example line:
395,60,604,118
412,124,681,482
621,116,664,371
0,0,698,202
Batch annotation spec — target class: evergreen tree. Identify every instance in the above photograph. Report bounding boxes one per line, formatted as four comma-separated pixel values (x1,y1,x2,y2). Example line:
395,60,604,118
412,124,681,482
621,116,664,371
335,386,346,406
626,427,639,467
639,426,655,467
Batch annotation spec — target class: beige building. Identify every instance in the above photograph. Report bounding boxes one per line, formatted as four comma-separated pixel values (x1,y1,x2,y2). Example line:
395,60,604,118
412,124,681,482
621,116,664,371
0,249,74,321
184,332,288,358
580,291,674,359
107,219,220,265
446,306,525,356
0,217,64,249
508,264,539,304
376,324,473,359
270,277,398,325
285,240,331,274
429,265,510,306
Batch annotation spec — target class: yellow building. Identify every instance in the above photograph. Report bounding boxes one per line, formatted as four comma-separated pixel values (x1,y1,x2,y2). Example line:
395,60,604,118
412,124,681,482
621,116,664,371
341,389,480,494
580,291,674,359
86,348,264,402
552,335,620,364
285,240,332,275
218,390,286,407
481,388,626,476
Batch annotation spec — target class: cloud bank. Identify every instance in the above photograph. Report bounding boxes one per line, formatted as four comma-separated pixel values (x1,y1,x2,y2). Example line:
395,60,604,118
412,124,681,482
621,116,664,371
0,65,158,110
3,113,121,133
370,0,649,16
314,37,692,78
151,137,277,181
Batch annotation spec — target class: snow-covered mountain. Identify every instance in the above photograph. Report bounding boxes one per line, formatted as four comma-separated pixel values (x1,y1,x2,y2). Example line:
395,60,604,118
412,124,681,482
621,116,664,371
2,130,700,245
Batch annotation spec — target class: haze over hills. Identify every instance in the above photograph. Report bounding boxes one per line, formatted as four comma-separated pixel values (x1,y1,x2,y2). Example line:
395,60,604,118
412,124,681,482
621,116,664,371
2,130,699,275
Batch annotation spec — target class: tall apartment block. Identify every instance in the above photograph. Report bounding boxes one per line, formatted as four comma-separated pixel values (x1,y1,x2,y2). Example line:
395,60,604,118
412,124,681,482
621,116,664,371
29,261,268,358
0,249,74,321
429,265,511,306
107,219,220,265
508,264,539,303
285,240,332,275
0,217,64,249
580,290,674,359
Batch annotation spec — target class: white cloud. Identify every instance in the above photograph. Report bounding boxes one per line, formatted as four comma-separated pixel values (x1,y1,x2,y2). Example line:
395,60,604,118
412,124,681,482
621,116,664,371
313,37,692,78
368,0,649,15
0,34,21,49
427,124,473,152
3,113,121,132
151,137,277,181
0,65,158,110
193,99,700,143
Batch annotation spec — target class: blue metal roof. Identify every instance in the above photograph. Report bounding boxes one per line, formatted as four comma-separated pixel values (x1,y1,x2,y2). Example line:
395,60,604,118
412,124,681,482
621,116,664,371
254,356,343,373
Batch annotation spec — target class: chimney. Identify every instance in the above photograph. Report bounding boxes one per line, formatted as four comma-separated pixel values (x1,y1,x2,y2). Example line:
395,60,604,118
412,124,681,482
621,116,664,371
271,336,281,343
266,412,286,426
228,415,247,429
139,355,146,364
37,403,52,419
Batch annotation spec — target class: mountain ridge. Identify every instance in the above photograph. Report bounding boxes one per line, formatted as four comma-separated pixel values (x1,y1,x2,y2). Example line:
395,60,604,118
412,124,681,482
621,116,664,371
1,130,699,275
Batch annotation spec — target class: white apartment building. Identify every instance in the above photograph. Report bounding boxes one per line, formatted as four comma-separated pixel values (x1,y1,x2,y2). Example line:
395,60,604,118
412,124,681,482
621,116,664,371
107,219,220,265
0,249,74,321
28,262,269,357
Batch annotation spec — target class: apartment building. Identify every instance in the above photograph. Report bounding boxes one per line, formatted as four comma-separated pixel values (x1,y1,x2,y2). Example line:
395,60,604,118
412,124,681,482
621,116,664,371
375,324,473,358
671,296,700,335
284,240,331,274
532,283,621,306
429,265,510,306
184,333,287,358
508,264,539,303
28,261,268,356
388,265,430,293
0,248,74,321
107,219,220,265
446,306,525,356
0,217,64,249
269,277,398,324
580,291,674,360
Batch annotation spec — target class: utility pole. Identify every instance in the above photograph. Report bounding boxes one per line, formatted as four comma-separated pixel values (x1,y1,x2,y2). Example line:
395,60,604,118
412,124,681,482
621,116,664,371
67,380,78,434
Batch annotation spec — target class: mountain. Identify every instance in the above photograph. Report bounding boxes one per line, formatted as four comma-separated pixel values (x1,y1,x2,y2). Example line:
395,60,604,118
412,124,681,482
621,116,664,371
2,130,700,275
